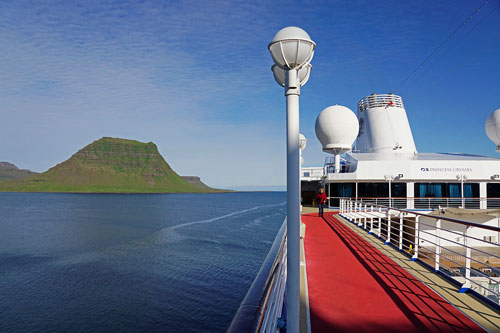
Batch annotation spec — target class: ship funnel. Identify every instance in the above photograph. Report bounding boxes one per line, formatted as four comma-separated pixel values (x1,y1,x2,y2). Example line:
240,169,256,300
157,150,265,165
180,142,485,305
315,105,359,172
485,108,500,152
356,93,417,154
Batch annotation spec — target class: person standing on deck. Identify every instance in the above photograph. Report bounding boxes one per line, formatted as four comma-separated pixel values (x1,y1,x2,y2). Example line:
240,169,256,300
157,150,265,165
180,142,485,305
316,188,327,217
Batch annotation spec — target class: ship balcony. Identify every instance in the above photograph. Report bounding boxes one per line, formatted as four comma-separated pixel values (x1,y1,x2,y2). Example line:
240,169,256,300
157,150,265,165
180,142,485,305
301,167,324,181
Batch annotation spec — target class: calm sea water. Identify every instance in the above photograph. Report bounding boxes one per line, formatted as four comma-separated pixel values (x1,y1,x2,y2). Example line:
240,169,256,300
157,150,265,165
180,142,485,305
0,192,286,332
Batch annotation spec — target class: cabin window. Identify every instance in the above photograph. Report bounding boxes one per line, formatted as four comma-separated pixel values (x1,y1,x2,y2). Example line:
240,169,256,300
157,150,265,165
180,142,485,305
415,183,444,197
330,183,355,197
487,183,500,198
356,183,406,198
448,183,461,197
358,183,388,197
392,183,407,197
415,183,479,198
464,183,479,198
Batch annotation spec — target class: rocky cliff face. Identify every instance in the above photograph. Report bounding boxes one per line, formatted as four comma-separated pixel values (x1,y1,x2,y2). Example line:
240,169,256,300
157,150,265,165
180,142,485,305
0,137,222,193
181,176,214,191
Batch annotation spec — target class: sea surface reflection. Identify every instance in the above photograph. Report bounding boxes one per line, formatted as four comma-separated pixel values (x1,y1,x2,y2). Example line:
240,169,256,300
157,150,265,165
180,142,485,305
0,192,285,332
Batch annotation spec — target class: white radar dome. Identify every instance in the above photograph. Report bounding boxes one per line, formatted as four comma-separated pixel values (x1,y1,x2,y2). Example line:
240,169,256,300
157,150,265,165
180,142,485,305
486,108,500,152
315,105,359,154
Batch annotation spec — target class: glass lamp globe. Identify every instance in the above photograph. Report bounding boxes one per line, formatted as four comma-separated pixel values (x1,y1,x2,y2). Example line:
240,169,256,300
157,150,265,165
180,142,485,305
268,26,315,70
272,64,312,87
299,133,308,150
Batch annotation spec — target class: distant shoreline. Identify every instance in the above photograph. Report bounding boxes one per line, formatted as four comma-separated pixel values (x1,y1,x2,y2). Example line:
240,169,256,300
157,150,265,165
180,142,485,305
0,190,234,194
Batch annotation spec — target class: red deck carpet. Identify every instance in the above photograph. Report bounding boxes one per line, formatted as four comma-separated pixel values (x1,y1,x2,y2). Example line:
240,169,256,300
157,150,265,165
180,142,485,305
302,212,483,332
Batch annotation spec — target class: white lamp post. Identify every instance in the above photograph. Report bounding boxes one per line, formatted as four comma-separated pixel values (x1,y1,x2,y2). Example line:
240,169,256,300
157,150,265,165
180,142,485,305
457,174,468,208
384,174,394,207
269,26,315,333
299,133,307,212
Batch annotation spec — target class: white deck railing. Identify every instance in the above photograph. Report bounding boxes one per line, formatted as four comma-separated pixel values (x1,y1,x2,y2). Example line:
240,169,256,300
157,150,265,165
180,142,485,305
327,197,500,210
301,167,324,180
340,199,500,303
228,219,287,332
358,93,404,111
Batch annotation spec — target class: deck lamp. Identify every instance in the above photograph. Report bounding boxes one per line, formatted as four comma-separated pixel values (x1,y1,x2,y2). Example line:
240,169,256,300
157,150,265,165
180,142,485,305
272,64,312,88
299,133,308,151
269,26,315,333
384,174,395,207
269,27,315,69
457,175,468,207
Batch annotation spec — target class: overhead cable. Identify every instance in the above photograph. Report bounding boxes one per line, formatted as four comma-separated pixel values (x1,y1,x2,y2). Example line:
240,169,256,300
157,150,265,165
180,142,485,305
394,0,490,91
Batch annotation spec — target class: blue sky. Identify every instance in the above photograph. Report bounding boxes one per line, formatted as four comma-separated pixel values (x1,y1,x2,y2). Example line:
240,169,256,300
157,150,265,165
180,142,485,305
1,0,499,188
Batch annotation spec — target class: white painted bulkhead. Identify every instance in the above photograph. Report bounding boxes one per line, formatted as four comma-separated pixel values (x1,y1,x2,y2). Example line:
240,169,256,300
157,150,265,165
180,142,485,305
357,94,417,154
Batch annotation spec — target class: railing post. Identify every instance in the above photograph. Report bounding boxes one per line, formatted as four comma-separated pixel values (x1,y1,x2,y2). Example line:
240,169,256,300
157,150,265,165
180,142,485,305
369,205,374,234
353,201,357,224
435,218,441,272
411,215,419,261
481,196,487,209
385,209,391,245
356,201,360,224
399,212,404,251
328,183,331,208
378,207,382,238
460,226,472,292
361,204,367,228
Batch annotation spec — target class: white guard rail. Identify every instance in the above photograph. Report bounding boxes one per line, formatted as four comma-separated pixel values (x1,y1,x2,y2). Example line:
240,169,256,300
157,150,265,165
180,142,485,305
340,199,500,304
228,219,287,332
358,94,404,111
327,197,500,210
301,167,324,180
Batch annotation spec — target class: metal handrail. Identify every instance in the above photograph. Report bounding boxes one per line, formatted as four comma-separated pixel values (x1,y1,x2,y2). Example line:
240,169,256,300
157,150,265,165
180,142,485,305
228,219,287,332
340,199,500,303
327,196,500,209
358,94,404,111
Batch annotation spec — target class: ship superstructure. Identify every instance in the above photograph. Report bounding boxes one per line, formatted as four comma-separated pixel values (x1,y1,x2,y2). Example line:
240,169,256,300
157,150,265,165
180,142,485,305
302,94,500,211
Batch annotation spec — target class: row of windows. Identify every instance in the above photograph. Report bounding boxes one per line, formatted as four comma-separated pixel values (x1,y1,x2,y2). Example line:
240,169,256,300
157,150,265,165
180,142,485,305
326,182,500,198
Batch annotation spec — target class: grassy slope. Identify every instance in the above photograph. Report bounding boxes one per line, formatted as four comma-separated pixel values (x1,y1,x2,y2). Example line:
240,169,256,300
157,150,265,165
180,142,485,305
0,137,223,193
0,167,37,181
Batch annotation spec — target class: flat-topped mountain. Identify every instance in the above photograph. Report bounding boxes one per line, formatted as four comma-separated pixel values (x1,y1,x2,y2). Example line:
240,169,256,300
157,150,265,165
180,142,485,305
0,137,223,193
181,176,215,191
0,162,38,181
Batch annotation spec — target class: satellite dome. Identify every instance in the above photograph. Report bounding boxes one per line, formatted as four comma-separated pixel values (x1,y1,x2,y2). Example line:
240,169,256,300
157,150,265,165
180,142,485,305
315,105,359,154
486,108,500,152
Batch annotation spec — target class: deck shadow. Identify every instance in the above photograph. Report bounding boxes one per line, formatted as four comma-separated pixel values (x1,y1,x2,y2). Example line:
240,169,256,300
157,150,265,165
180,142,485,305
305,213,482,332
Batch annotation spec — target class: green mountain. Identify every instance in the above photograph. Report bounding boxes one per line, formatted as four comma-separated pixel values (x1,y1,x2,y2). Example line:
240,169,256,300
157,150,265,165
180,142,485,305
0,162,38,181
0,137,223,193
